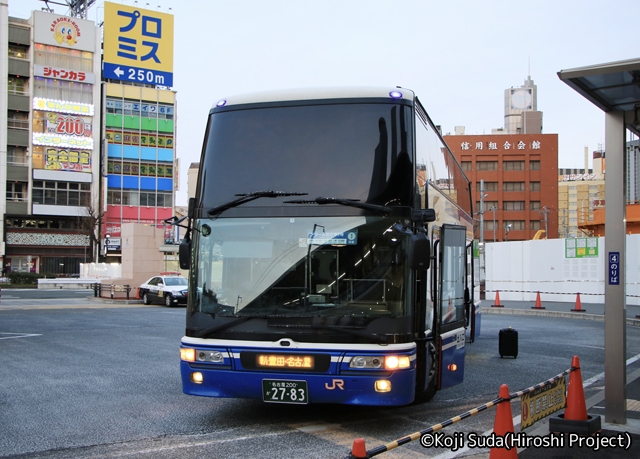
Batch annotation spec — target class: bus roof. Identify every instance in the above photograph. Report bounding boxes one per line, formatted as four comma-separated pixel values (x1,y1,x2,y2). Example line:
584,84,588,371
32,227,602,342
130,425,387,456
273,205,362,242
211,86,415,109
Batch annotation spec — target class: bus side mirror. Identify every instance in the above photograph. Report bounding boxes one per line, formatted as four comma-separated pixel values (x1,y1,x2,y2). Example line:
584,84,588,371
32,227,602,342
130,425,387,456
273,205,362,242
411,208,436,224
408,232,430,270
179,234,191,270
188,197,196,219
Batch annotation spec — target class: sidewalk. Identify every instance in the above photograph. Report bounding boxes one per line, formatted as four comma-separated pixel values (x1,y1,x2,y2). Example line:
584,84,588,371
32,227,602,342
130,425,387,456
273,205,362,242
468,299,640,458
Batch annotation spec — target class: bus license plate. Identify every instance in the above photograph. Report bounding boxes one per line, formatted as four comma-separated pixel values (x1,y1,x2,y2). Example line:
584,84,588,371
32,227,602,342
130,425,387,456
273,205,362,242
262,379,308,404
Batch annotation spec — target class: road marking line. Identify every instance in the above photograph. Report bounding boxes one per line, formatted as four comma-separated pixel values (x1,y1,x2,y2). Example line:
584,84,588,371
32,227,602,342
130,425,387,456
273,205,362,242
0,332,42,340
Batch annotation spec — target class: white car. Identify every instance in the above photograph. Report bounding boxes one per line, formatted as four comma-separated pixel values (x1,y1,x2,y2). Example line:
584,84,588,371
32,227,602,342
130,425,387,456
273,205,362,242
139,274,188,307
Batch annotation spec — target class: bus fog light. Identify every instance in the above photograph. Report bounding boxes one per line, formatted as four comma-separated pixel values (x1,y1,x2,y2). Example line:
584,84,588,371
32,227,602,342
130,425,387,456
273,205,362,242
375,380,391,392
191,372,204,384
180,348,196,362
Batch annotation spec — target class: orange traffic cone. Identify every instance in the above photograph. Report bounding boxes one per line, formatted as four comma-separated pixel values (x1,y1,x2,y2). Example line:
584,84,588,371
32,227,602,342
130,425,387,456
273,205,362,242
532,291,545,310
491,290,503,308
490,384,517,459
349,438,368,458
571,293,586,312
564,355,588,421
548,355,601,435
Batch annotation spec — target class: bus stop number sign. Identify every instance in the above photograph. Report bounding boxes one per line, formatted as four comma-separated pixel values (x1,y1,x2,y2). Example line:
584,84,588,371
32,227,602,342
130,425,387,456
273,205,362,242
609,252,620,285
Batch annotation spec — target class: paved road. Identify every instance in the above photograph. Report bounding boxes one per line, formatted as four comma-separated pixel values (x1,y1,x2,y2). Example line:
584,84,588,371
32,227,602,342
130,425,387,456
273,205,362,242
2,304,640,458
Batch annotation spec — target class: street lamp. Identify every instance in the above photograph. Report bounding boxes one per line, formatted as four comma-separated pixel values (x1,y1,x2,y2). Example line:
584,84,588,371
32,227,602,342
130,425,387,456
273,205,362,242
489,205,497,242
505,223,512,241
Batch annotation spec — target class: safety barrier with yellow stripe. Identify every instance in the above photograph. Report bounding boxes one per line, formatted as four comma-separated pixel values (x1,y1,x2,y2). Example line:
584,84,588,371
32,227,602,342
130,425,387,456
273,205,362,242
345,366,576,458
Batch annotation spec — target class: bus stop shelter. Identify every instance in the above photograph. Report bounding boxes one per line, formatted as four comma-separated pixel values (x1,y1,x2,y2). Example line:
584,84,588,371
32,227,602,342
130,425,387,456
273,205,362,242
558,57,640,424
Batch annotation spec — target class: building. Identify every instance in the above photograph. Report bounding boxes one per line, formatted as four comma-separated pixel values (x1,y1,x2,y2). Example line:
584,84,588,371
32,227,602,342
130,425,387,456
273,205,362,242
1,9,102,275
1,2,178,275
503,75,543,135
444,132,559,241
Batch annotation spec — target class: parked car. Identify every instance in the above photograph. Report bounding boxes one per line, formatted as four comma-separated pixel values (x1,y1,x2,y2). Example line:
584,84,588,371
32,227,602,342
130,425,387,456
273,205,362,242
139,274,188,307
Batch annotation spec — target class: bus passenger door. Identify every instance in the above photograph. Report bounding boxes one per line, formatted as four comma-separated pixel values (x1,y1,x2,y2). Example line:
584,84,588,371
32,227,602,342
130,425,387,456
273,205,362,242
437,224,467,390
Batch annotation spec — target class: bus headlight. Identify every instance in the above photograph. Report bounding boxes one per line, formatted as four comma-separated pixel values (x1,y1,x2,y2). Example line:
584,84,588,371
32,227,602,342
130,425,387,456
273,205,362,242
197,350,224,363
385,355,411,370
180,348,196,362
349,356,383,369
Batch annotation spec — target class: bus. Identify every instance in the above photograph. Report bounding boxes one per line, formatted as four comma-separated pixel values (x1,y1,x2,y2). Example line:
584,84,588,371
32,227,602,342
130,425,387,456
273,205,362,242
174,87,481,406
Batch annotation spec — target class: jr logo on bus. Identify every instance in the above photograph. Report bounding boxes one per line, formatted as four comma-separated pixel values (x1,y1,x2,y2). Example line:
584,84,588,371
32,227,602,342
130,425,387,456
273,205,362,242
325,379,345,390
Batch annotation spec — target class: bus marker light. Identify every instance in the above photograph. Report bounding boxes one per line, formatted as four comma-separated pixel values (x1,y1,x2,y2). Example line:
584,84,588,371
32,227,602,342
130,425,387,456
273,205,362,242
389,91,402,99
191,372,204,384
448,363,458,371
375,380,391,392
180,348,196,362
216,99,227,107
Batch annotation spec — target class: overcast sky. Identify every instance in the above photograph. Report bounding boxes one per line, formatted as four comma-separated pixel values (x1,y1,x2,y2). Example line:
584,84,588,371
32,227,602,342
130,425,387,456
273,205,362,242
9,0,640,206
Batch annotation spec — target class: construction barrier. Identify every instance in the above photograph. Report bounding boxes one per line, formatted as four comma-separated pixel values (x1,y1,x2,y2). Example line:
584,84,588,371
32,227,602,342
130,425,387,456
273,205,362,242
344,356,593,458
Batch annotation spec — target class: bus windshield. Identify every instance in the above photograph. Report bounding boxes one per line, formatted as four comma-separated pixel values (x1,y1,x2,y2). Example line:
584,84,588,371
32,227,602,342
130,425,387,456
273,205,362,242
187,216,413,342
198,102,414,211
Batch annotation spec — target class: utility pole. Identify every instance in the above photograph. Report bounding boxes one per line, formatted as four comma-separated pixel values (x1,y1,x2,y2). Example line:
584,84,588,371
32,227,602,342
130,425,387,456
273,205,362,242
478,180,488,299
490,205,497,242
537,206,550,239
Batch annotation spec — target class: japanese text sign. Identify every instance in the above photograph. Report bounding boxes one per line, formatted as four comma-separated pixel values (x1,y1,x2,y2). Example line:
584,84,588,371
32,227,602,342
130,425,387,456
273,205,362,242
103,2,174,86
609,252,620,285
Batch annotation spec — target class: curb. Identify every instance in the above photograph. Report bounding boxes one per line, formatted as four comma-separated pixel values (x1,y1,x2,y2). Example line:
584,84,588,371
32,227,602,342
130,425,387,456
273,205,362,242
483,307,640,327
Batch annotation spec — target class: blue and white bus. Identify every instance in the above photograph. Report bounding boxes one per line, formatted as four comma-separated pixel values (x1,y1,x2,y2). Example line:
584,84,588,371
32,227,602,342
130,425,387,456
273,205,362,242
175,87,481,406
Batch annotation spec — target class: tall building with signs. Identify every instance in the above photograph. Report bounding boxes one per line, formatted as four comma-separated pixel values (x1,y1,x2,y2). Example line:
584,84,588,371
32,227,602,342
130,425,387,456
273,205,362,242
503,75,542,135
1,7,101,275
101,2,176,260
444,133,559,242
0,1,177,274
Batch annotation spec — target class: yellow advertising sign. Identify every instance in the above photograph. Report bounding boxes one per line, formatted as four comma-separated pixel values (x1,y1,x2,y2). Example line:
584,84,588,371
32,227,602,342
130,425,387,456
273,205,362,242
521,378,566,430
103,2,174,86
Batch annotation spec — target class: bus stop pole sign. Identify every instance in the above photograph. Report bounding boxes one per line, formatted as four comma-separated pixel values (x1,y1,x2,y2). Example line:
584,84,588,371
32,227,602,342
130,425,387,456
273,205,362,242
608,252,620,285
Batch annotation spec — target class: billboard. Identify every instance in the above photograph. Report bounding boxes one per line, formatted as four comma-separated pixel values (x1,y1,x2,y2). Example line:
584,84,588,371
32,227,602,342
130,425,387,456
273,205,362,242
33,11,97,52
103,2,174,87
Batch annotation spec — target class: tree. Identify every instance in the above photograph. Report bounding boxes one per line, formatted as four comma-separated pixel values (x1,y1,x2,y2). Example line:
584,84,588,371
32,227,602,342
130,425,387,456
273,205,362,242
76,201,105,263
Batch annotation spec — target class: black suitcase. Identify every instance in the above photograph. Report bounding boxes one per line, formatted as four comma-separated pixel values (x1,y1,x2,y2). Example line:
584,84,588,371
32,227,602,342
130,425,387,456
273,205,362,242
499,327,518,358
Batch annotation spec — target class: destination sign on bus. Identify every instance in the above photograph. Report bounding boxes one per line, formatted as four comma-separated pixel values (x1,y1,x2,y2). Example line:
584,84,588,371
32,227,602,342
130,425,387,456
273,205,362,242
306,230,358,246
256,354,314,369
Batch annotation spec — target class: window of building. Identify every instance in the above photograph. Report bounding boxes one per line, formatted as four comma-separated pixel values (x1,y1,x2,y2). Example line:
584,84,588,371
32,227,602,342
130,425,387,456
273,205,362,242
9,44,29,59
504,220,526,230
504,161,525,170
7,113,29,130
477,161,498,171
122,190,140,206
8,76,28,95
504,182,525,192
461,161,471,171
476,182,498,192
503,201,525,211
530,182,541,191
530,221,541,230
32,180,90,207
6,182,28,201
530,160,541,170
34,44,93,72
34,77,93,104
530,201,541,210
476,200,498,212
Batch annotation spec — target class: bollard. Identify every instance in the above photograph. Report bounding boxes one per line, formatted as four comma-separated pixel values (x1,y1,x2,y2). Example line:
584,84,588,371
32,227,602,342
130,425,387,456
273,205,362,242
125,284,130,300
110,284,115,299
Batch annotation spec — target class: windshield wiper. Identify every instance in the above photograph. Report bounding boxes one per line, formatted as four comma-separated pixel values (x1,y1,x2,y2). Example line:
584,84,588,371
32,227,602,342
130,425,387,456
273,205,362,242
207,190,308,217
284,197,391,215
